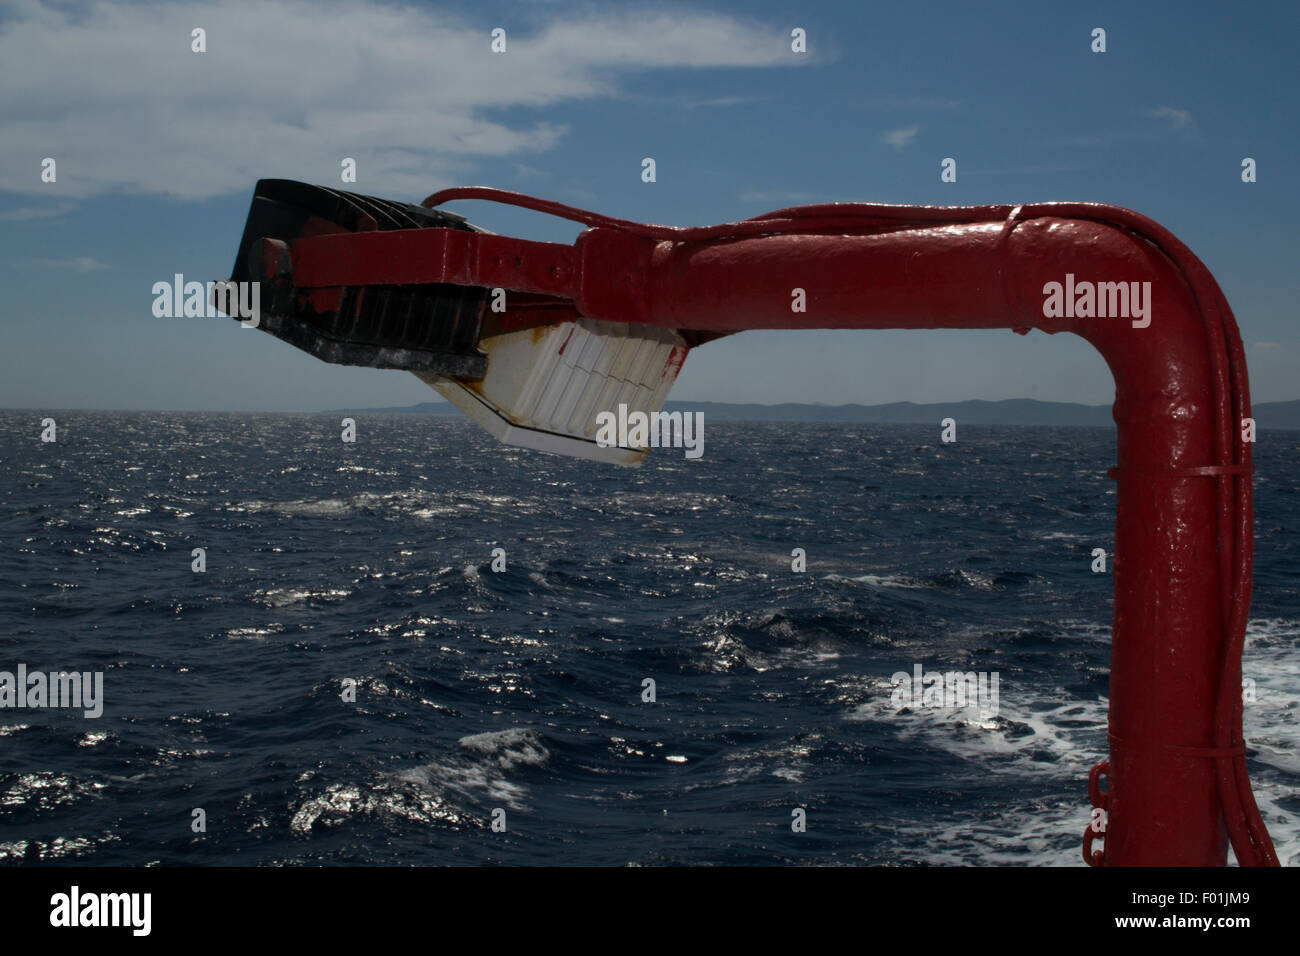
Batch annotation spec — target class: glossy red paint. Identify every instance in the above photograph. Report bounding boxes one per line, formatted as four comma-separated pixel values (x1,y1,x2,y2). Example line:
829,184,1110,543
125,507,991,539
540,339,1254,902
282,194,1276,866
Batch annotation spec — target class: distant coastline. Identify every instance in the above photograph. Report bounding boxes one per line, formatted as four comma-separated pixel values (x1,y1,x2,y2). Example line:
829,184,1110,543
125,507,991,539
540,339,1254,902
321,398,1300,429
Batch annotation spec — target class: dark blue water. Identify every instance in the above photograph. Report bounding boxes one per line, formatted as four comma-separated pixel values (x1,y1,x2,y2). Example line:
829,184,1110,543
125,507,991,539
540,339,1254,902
2,412,1297,865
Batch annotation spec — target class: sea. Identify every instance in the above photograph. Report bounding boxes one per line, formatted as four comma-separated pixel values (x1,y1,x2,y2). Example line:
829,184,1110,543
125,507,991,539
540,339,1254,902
1,411,1297,866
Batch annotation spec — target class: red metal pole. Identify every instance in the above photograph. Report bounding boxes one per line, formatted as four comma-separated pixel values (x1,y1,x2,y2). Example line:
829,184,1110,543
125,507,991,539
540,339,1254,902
277,190,1273,865
570,213,1238,865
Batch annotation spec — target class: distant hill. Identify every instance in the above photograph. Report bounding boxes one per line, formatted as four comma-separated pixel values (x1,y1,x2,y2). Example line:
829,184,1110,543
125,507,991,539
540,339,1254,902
1254,400,1300,430
330,401,463,417
326,398,1300,429
664,399,1115,425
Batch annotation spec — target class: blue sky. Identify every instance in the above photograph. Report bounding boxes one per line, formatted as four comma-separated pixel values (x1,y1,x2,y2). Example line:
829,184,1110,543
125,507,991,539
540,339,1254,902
1,0,1296,411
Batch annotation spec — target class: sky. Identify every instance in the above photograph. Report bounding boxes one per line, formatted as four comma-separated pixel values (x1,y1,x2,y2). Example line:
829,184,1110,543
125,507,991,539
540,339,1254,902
1,0,1296,412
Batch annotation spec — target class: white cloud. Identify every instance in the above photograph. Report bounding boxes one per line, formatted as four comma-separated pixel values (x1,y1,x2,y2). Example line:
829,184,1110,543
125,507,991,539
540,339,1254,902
882,125,920,149
1147,106,1193,129
0,201,76,221
511,162,550,181
27,256,108,272
0,1,799,201
683,95,760,108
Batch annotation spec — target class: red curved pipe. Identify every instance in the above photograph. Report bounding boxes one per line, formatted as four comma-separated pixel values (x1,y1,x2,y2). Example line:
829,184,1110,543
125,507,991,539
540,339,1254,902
422,190,1275,866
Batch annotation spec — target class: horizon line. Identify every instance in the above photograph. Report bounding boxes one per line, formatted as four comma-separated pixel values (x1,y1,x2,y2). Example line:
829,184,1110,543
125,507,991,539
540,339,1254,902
4,396,1299,415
